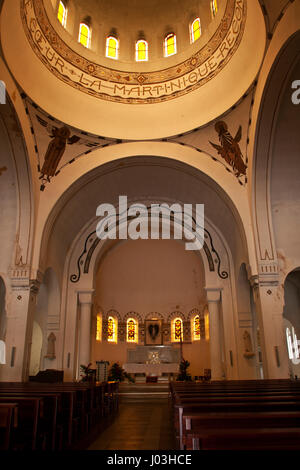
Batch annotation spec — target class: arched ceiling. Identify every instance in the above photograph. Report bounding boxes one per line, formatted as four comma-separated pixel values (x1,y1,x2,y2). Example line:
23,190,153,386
41,156,248,281
1,0,266,139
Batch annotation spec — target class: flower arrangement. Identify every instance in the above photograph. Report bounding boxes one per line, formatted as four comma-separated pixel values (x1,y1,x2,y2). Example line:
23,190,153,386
79,363,96,382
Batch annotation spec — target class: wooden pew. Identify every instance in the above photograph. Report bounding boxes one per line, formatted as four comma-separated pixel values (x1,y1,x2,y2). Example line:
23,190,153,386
0,397,43,450
0,403,18,450
0,381,115,450
170,380,300,450
0,391,61,450
182,410,300,450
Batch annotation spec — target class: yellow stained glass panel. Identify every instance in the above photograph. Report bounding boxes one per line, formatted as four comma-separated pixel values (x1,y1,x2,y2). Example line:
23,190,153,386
165,34,176,57
79,23,90,48
211,0,218,17
107,37,118,59
136,40,148,61
57,1,66,27
192,18,201,42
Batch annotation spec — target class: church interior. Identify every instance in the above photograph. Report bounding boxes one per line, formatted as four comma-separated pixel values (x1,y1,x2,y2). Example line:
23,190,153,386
1,0,300,452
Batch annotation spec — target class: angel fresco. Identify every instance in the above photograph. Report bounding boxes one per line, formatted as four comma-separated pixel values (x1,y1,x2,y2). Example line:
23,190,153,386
209,121,247,177
37,116,80,190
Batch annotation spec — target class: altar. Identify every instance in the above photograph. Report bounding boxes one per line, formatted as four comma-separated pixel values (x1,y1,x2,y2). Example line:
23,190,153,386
123,345,180,378
123,363,179,376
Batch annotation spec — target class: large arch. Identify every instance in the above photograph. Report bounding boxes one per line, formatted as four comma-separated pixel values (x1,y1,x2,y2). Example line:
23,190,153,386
249,1,300,281
34,155,255,380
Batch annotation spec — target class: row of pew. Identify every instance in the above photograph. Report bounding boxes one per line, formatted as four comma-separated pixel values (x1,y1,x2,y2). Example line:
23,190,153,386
0,380,118,450
169,379,300,450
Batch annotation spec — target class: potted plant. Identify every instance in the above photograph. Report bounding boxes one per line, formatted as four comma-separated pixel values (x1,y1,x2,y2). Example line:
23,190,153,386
108,362,135,383
176,358,192,381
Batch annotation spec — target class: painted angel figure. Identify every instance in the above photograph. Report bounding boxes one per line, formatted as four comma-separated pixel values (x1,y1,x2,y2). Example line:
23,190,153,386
41,125,71,178
209,121,247,177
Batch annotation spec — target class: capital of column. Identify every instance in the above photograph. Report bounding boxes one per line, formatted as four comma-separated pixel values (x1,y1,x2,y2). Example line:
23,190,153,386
78,290,94,305
205,287,222,303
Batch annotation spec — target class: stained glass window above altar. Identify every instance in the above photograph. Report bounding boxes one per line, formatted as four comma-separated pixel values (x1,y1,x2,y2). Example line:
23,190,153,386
107,316,117,342
127,318,138,343
193,315,201,340
172,317,183,342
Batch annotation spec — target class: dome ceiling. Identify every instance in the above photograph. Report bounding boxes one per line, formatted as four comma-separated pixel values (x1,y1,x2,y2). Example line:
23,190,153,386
2,0,266,139
48,0,227,73
23,0,245,104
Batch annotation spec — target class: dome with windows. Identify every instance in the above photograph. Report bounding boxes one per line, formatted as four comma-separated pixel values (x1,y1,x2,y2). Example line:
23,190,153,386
52,0,224,73
1,0,266,139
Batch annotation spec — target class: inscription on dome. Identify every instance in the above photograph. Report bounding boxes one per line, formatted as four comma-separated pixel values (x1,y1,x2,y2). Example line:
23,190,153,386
21,0,246,104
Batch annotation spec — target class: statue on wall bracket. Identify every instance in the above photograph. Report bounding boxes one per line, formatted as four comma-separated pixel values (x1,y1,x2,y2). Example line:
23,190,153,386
209,121,247,178
243,330,255,358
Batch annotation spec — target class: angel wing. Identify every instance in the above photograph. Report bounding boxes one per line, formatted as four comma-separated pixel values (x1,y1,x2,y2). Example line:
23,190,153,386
209,141,223,153
234,125,242,143
36,114,57,137
68,135,81,145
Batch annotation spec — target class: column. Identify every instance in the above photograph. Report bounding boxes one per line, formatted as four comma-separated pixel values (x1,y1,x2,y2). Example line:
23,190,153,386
206,288,223,380
78,290,94,370
251,277,289,379
3,270,40,382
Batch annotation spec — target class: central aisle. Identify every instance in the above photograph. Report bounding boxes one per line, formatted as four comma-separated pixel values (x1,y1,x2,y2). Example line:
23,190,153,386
88,383,176,450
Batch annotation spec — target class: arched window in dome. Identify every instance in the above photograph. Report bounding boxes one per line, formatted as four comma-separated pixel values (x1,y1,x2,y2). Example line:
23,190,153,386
107,316,117,343
96,314,102,342
211,0,218,18
127,318,138,343
78,23,91,48
191,18,201,43
57,1,67,28
172,317,183,342
106,36,119,60
164,33,177,57
136,40,148,62
193,315,201,341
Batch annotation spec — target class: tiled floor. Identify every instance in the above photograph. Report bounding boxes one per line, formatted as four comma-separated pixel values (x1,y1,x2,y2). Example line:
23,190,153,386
88,398,176,450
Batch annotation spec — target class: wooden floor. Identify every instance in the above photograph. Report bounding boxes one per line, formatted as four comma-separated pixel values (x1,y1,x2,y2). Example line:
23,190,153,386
88,383,176,450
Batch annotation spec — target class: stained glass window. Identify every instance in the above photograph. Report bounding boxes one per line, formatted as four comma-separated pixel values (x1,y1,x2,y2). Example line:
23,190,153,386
79,23,91,48
96,314,102,342
191,18,201,43
106,36,119,60
165,34,177,57
127,318,138,343
193,315,201,340
136,40,148,61
211,0,218,18
205,311,209,340
172,317,183,342
57,1,67,27
107,316,117,342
